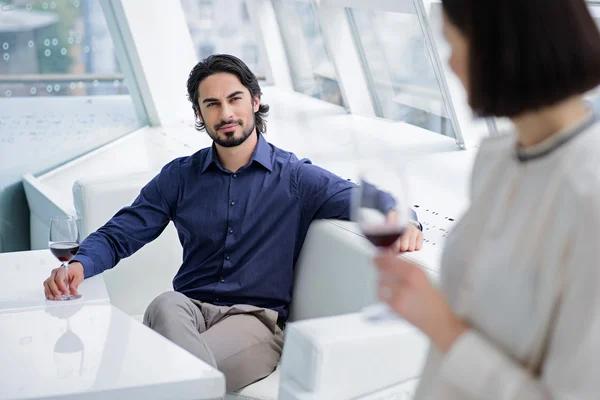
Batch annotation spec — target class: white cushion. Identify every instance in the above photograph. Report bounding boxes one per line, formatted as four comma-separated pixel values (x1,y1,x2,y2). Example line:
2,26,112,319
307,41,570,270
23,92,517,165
289,220,378,322
278,313,429,400
72,172,182,317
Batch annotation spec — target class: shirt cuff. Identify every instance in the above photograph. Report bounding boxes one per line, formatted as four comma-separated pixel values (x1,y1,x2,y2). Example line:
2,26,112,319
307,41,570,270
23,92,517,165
438,330,525,399
410,220,423,231
70,254,95,278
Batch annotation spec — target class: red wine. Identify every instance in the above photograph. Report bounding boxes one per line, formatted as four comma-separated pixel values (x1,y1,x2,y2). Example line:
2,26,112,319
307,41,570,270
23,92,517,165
363,227,406,248
50,242,79,262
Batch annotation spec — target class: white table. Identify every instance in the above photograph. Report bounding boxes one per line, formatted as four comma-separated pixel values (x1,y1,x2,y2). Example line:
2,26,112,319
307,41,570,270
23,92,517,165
0,302,225,400
0,249,110,311
0,249,226,399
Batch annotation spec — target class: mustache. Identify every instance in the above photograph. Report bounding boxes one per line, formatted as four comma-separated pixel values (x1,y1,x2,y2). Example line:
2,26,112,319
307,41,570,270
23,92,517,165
215,119,243,130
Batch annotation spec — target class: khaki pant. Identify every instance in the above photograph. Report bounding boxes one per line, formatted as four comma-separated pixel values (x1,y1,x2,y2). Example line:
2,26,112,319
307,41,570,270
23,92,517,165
143,291,284,392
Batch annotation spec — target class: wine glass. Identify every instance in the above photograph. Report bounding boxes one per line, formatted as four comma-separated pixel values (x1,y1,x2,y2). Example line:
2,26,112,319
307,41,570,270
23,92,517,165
49,216,82,301
352,158,412,322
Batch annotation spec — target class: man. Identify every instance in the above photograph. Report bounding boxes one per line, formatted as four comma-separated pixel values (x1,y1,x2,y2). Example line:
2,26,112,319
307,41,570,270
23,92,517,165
43,54,423,392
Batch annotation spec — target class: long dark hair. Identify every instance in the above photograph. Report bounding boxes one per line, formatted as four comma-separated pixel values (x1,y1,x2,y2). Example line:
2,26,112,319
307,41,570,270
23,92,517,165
186,54,270,133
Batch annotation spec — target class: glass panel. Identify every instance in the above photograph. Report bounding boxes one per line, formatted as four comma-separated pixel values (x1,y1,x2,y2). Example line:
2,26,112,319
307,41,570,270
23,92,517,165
272,0,345,107
0,0,133,97
348,7,454,137
0,0,144,252
180,0,266,79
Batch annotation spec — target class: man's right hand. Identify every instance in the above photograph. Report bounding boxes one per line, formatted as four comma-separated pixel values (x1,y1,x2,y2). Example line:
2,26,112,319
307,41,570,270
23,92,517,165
43,262,84,300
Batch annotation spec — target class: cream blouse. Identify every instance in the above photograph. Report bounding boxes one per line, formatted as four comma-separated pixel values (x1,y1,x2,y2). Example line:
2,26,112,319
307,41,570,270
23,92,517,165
414,114,600,399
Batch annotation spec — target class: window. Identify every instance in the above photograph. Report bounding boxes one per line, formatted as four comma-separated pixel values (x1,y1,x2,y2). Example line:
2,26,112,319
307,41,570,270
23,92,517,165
348,7,455,137
0,0,144,252
272,0,345,107
180,0,266,79
242,44,259,66
0,0,133,97
198,44,215,60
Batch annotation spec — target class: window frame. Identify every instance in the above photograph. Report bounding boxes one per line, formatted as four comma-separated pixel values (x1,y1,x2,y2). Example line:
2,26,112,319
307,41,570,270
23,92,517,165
316,3,376,116
318,0,494,148
105,0,496,147
107,0,292,123
100,0,150,126
101,0,198,126
268,0,349,109
246,0,294,89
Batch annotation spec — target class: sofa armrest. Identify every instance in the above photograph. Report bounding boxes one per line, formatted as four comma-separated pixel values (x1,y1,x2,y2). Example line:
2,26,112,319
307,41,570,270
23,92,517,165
278,312,429,400
289,220,378,322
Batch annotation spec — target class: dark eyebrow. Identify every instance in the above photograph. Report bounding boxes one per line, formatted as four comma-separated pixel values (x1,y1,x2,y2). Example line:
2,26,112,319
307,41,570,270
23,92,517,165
227,91,244,99
202,91,245,104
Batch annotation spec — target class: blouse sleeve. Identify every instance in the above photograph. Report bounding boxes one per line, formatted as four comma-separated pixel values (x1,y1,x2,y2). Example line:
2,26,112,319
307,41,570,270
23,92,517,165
435,175,600,399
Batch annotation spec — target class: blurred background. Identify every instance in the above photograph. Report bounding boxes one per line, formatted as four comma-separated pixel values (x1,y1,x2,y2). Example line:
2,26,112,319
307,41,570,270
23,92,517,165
1,0,599,253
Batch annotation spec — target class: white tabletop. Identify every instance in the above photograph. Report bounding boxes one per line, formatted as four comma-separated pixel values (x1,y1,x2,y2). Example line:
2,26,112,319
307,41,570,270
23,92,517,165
0,303,225,400
0,249,109,312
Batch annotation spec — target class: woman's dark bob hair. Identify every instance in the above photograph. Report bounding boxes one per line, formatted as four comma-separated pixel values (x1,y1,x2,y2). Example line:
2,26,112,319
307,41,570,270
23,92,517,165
186,54,269,133
442,0,600,117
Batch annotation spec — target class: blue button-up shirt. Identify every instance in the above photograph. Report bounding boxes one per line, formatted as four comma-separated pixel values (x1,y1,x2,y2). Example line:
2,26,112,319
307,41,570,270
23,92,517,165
73,134,411,321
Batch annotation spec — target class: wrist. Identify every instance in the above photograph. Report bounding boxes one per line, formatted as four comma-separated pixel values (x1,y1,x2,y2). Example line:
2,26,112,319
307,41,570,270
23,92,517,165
435,314,469,354
68,261,84,275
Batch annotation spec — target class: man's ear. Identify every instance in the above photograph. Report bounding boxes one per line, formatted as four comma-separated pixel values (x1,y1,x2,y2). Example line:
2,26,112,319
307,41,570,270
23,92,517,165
253,96,260,113
194,107,203,122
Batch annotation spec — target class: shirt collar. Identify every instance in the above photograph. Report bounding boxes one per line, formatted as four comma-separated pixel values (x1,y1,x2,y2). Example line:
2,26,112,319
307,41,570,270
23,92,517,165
515,109,596,162
201,133,273,174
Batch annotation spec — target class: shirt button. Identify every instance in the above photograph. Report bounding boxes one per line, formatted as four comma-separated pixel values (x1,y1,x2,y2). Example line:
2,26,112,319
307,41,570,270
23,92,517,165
228,228,233,234
225,255,230,260
233,174,237,178
220,278,225,283
216,297,220,301
230,201,235,206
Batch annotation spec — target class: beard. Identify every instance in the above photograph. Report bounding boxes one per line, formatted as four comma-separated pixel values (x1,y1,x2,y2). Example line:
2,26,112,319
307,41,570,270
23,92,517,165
206,117,256,148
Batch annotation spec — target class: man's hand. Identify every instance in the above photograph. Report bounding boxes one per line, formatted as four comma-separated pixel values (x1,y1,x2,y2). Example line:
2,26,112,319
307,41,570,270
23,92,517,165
385,211,423,252
43,262,84,300
395,224,423,252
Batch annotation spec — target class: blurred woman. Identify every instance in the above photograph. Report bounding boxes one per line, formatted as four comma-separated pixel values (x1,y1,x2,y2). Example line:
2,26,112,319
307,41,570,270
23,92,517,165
375,1,600,398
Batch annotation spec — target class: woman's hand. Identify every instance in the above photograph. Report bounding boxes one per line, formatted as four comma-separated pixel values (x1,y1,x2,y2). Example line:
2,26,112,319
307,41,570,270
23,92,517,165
374,253,469,353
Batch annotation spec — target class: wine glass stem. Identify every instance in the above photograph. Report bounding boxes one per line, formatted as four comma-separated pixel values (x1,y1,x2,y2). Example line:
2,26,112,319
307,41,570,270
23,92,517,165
62,263,70,294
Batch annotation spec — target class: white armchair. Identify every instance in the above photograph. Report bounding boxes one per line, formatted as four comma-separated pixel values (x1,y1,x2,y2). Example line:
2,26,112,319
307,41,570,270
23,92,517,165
73,172,181,319
72,172,428,400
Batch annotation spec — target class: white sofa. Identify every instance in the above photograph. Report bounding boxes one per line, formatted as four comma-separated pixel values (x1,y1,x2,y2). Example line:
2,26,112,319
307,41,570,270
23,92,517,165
72,172,429,400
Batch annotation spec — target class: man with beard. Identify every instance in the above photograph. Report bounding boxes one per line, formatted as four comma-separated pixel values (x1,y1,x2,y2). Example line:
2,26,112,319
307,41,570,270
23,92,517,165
42,54,423,392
